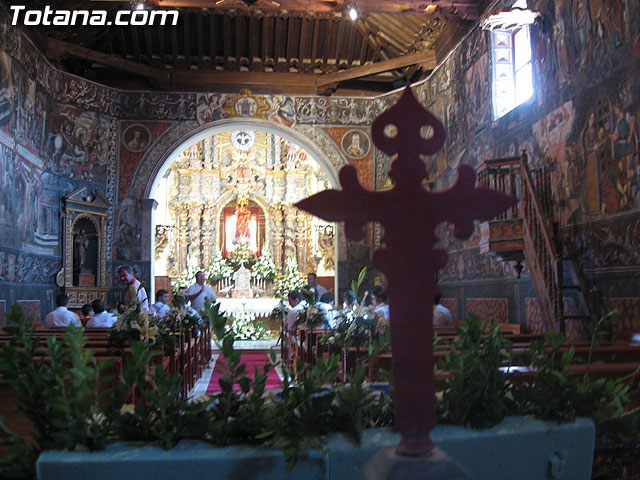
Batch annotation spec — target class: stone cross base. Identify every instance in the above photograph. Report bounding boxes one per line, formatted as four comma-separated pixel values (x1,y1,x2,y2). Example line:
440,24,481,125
363,446,475,480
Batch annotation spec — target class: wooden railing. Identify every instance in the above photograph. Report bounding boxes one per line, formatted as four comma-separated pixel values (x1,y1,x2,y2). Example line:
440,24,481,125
477,151,562,332
476,155,521,221
519,153,562,332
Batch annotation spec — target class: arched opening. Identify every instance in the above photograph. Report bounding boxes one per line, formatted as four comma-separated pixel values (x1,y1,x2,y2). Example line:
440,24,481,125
145,119,341,307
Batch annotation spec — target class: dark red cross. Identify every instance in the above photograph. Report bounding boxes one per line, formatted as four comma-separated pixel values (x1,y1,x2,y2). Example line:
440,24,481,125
296,86,517,455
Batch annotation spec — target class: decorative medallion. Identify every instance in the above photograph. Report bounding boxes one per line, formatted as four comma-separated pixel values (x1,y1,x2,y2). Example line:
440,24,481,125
123,123,151,153
231,130,256,151
341,129,370,159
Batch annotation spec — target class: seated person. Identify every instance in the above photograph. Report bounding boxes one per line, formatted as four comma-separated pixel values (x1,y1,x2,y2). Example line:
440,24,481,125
86,299,117,328
285,291,307,332
307,272,328,298
79,303,94,327
44,294,81,328
150,289,171,318
342,289,356,309
433,293,453,326
318,292,337,328
372,285,389,321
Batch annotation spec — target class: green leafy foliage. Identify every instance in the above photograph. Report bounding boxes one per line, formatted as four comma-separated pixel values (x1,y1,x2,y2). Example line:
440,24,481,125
511,330,583,422
2,301,639,478
438,314,512,428
0,306,118,478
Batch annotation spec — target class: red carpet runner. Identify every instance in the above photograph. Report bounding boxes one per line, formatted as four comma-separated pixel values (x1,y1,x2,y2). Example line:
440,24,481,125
206,351,282,395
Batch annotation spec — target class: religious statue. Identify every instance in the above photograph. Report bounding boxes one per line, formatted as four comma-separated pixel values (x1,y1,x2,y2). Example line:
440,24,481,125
234,203,251,242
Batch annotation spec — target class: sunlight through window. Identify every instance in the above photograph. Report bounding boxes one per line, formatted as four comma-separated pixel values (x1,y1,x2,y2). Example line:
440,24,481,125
491,1,534,118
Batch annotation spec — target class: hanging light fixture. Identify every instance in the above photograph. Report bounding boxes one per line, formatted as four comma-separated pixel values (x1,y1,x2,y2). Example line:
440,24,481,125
130,0,147,10
348,3,359,22
481,6,540,30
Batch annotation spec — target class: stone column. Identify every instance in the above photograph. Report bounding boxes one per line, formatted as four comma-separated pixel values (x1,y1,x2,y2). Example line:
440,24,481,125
140,198,158,294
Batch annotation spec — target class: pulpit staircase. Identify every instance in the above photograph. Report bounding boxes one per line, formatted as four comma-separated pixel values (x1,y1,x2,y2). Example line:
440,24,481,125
477,151,604,339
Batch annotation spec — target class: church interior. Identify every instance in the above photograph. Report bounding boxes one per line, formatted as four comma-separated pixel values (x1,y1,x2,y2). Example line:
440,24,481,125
1,0,640,477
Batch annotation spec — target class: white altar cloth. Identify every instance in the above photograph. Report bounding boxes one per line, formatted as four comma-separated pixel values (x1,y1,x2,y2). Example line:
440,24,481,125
217,297,281,317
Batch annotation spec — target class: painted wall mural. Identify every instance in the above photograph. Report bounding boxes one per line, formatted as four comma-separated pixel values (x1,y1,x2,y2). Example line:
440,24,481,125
2,0,639,328
420,0,640,329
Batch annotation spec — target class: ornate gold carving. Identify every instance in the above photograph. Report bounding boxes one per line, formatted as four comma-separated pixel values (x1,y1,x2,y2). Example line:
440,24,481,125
165,130,334,279
317,225,335,271
61,187,110,308
155,225,173,260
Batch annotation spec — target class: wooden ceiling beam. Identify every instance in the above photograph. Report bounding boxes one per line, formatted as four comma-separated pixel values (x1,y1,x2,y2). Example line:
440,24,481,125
170,70,321,93
316,48,435,86
153,1,479,19
46,37,171,86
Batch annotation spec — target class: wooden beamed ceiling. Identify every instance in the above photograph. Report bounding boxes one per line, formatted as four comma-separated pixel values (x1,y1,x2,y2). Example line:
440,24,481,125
5,0,488,95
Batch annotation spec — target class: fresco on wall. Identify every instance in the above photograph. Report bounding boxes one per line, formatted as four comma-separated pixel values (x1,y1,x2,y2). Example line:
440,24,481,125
117,92,195,121
465,53,490,136
0,36,118,272
46,103,111,183
0,144,47,250
531,86,639,227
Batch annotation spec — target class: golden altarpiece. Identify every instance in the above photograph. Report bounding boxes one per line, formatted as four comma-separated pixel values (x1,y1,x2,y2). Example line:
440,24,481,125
56,187,111,308
155,130,335,284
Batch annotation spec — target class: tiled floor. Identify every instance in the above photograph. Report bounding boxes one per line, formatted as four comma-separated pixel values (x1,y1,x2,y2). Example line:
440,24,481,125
188,339,282,398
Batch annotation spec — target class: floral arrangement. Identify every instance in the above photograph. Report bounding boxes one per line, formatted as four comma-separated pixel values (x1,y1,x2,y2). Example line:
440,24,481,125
294,302,329,330
109,303,162,349
205,244,234,284
321,298,389,349
161,305,203,336
224,307,270,340
274,255,306,298
269,301,289,325
251,243,279,281
173,251,202,291
227,239,256,269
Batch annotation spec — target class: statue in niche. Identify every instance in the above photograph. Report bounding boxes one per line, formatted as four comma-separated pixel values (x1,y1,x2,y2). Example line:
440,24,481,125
72,218,98,287
74,230,89,269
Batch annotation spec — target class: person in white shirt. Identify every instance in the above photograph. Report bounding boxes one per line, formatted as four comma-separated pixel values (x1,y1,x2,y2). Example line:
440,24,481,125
150,289,171,318
433,293,453,326
372,285,389,321
284,290,307,361
306,272,328,299
86,299,117,328
285,291,307,332
185,271,216,312
118,265,149,310
44,294,81,328
318,292,338,328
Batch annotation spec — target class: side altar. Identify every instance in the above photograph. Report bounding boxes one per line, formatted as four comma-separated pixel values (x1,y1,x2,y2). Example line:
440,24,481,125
55,187,111,309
